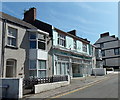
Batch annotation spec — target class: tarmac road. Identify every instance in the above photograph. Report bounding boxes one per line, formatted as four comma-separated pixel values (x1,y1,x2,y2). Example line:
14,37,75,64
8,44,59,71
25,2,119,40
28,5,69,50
51,74,118,99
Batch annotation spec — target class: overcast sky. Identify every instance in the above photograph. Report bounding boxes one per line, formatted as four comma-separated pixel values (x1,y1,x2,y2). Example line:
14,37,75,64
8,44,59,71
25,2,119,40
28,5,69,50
1,2,118,44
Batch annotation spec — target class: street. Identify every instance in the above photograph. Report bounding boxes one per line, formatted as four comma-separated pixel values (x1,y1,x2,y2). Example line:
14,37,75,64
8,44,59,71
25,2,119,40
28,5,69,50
51,74,118,99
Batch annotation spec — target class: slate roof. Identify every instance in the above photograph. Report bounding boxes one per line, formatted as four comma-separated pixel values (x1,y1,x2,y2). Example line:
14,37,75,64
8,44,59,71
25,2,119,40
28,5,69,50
0,11,37,29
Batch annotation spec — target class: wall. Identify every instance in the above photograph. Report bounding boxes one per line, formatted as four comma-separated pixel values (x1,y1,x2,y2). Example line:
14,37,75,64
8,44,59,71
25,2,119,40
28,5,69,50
92,68,106,76
34,75,70,94
0,78,23,99
3,23,28,78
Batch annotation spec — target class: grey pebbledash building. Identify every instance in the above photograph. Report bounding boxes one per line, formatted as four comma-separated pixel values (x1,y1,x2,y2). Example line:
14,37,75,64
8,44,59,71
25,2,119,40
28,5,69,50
0,12,49,78
94,32,120,69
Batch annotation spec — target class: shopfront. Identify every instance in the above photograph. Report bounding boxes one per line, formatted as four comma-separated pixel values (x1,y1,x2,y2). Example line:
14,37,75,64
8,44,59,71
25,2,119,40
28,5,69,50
53,49,92,78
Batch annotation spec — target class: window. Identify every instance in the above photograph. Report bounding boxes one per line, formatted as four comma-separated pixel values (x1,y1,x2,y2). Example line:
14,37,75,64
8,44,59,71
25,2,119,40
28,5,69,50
29,70,37,77
83,43,87,52
38,41,45,50
58,34,66,47
29,60,36,69
6,59,16,77
101,50,105,56
38,60,46,78
38,60,46,69
114,48,120,55
100,43,104,48
30,41,36,49
7,27,17,47
29,33,46,50
74,40,77,50
29,33,36,39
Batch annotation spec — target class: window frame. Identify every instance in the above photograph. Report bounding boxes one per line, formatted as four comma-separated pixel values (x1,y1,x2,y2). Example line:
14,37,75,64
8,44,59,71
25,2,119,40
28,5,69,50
58,33,66,47
82,43,87,52
74,39,77,50
7,26,18,48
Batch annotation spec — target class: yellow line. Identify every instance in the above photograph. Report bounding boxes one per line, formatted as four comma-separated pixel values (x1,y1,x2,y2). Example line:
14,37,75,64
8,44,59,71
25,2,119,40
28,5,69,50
47,77,109,100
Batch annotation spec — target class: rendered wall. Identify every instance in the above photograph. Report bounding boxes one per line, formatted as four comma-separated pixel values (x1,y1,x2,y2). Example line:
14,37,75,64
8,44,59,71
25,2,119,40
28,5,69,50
0,78,23,99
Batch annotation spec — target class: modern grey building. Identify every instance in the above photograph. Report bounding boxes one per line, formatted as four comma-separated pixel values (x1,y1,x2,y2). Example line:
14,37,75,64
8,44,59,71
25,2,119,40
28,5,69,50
0,12,49,78
95,46,103,68
94,32,120,69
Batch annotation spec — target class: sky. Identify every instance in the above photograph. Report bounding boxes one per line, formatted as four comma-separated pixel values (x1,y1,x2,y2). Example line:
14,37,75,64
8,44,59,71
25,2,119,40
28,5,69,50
1,2,118,44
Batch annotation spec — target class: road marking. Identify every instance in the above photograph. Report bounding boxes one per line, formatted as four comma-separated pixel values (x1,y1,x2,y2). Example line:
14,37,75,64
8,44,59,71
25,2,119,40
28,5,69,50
47,77,110,100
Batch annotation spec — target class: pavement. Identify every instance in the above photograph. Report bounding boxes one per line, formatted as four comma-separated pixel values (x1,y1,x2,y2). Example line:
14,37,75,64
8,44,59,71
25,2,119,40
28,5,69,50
22,72,118,100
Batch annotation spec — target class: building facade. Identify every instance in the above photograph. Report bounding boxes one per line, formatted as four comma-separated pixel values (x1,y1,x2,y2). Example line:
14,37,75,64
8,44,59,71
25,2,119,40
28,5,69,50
95,47,103,68
94,32,120,69
0,12,49,78
52,28,96,78
23,7,96,78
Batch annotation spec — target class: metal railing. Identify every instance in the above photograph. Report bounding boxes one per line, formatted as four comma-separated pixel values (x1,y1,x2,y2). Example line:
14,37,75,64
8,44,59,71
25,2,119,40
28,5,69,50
23,75,68,89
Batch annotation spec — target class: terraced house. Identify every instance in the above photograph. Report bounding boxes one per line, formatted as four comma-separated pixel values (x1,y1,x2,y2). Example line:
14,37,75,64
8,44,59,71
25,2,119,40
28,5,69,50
0,11,49,78
23,7,96,78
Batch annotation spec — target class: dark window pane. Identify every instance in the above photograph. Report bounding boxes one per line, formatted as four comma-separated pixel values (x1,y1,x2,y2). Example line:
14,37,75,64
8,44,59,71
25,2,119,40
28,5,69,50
38,41,45,50
30,33,36,39
11,38,16,46
30,41,36,49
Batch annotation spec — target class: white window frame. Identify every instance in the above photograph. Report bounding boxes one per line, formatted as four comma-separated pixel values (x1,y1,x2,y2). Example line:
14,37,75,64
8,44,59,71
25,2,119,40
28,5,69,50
58,34,66,47
83,43,87,52
7,26,18,47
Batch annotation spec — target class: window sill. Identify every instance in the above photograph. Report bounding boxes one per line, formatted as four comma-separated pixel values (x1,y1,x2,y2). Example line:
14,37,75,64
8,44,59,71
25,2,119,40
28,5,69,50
5,45,18,49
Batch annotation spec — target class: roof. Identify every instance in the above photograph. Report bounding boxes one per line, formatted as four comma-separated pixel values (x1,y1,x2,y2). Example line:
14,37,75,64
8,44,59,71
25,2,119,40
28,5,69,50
0,11,37,29
54,27,90,44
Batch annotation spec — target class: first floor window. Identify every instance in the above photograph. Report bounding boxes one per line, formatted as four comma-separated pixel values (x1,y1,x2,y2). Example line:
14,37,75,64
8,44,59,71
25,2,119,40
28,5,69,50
114,48,120,55
83,43,87,52
7,26,17,47
30,41,36,49
101,50,105,56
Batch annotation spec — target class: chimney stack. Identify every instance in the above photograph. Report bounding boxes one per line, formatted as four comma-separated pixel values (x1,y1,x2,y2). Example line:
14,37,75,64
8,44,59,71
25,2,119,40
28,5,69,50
23,7,36,23
100,32,109,38
67,30,76,36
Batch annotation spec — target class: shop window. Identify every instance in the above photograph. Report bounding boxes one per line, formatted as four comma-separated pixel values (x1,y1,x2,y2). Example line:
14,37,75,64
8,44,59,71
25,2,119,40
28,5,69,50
7,26,17,47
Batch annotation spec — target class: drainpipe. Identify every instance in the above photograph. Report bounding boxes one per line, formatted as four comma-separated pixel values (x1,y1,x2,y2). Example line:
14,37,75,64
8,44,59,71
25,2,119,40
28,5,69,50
1,19,6,77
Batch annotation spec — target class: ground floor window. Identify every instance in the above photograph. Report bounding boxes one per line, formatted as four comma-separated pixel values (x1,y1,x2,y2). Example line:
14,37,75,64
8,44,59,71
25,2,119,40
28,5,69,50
29,60,47,78
56,62,69,75
38,60,46,78
6,59,16,77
